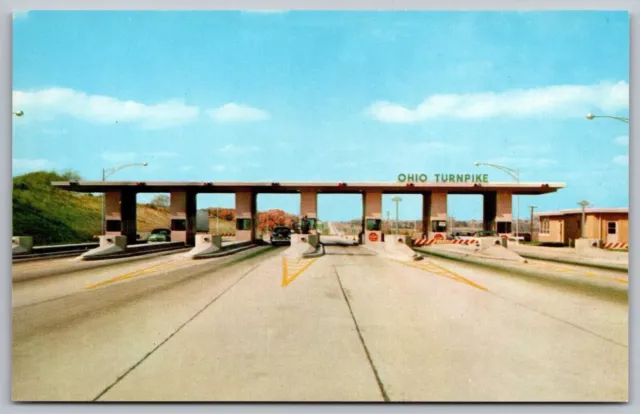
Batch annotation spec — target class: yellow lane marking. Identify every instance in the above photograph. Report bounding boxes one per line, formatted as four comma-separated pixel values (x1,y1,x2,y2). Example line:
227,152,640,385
84,260,189,289
522,261,628,285
393,259,488,291
281,256,318,287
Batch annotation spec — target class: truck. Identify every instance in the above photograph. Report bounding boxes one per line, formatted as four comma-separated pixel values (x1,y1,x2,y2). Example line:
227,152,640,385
196,209,210,233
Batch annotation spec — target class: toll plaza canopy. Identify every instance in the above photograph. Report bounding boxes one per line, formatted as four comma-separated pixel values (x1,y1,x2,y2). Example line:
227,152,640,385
51,181,565,195
51,180,565,246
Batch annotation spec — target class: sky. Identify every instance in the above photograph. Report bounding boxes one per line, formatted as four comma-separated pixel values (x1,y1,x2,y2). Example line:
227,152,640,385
12,10,629,221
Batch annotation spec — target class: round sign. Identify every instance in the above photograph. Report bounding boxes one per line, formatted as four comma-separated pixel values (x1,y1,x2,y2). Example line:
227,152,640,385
369,232,379,242
501,234,508,239
434,233,444,240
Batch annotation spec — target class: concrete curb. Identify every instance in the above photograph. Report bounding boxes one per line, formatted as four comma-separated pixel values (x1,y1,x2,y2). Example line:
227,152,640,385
302,244,326,258
514,252,628,273
414,247,628,303
12,248,192,283
191,243,257,259
81,245,187,261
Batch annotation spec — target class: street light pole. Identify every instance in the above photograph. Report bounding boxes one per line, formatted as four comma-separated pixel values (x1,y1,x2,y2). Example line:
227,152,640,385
578,200,590,239
392,196,402,235
529,205,537,241
585,113,629,124
474,162,520,243
100,162,149,235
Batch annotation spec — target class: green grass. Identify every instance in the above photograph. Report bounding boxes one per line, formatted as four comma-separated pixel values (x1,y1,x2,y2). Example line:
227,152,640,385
13,171,103,245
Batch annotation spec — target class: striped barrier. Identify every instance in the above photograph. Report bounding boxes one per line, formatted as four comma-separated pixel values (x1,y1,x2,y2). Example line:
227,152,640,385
604,242,628,250
412,238,479,247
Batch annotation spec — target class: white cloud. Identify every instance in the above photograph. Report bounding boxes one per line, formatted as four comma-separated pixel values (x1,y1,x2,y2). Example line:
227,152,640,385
219,144,260,153
13,158,53,171
13,87,199,129
212,165,226,171
207,103,270,123
614,135,629,146
366,81,629,123
101,152,137,163
13,11,29,20
613,155,629,165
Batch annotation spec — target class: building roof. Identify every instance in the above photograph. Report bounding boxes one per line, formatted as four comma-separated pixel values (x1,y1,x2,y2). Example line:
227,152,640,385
51,181,566,195
535,207,628,217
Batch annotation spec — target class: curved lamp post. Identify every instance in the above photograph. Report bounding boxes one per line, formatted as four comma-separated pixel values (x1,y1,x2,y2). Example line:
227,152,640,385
474,161,520,243
577,200,591,239
101,162,148,235
585,112,629,124
12,110,24,117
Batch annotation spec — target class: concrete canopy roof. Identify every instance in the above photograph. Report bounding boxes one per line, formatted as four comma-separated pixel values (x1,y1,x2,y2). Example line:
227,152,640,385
51,181,566,195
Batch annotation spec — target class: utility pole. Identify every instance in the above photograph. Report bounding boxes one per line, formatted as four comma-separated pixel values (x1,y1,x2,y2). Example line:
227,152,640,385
529,205,537,241
386,210,390,233
578,200,590,239
392,196,402,235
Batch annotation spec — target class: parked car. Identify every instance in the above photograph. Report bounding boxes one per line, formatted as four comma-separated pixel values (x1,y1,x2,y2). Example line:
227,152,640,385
147,228,171,243
271,226,292,246
473,230,499,238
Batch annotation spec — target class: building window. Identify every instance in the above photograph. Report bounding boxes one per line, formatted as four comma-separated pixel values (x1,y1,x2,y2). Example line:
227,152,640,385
432,220,447,233
106,220,122,232
366,219,381,231
540,218,550,234
497,221,512,234
171,219,187,231
608,221,617,234
236,218,252,231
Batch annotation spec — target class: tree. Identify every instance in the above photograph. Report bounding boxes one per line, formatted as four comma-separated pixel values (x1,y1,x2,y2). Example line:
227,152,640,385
150,194,170,208
59,169,83,181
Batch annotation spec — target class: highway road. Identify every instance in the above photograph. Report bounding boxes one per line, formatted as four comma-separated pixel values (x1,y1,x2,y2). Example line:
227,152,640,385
12,237,628,402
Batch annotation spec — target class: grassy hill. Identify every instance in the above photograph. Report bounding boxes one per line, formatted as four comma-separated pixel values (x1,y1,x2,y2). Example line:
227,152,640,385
13,171,299,245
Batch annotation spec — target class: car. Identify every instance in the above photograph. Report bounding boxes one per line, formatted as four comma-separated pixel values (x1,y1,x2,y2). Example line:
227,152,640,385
472,230,499,238
147,228,171,243
271,226,292,246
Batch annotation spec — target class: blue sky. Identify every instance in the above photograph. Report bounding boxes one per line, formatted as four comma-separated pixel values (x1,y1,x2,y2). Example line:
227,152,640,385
12,10,629,220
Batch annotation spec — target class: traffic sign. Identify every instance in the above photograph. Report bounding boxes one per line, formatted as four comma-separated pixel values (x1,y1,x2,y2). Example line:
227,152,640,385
434,233,444,240
369,232,379,242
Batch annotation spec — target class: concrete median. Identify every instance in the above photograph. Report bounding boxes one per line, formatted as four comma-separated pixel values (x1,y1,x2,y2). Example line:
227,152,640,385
81,236,186,261
414,246,628,303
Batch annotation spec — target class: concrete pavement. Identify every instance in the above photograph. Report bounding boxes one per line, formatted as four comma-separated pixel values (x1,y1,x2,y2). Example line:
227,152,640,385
12,242,627,402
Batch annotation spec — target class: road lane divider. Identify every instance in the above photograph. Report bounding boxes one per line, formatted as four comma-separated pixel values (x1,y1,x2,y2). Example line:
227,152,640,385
84,259,191,289
522,261,628,285
281,256,319,287
392,259,488,291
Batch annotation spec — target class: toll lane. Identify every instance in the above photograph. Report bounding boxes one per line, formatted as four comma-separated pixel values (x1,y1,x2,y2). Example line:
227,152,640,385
12,246,279,401
337,253,627,401
12,243,628,402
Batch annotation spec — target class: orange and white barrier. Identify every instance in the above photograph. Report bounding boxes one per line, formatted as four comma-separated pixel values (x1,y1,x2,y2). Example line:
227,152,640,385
603,242,628,250
411,238,478,247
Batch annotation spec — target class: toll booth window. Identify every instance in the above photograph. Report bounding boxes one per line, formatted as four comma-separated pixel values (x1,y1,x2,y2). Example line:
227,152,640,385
366,219,381,231
106,220,122,232
497,221,512,234
171,219,187,231
307,218,317,229
608,222,617,234
236,218,252,231
431,220,447,233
